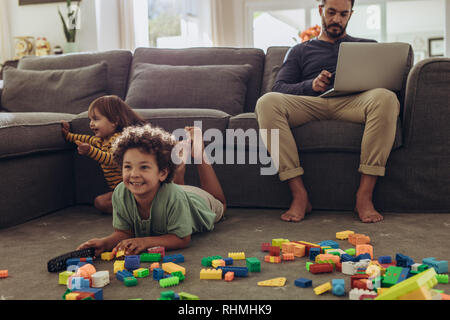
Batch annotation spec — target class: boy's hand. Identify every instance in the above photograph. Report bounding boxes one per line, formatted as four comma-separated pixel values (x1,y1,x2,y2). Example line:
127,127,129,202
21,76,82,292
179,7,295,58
113,237,149,256
75,140,90,155
61,121,70,138
77,238,107,257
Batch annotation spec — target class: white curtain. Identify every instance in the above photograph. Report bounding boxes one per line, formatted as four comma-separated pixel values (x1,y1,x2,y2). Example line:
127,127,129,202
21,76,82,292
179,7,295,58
210,0,244,47
0,1,12,62
118,0,149,51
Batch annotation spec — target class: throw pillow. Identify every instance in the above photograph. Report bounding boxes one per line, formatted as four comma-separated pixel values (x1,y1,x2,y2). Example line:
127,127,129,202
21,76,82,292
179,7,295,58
1,62,108,114
125,63,252,115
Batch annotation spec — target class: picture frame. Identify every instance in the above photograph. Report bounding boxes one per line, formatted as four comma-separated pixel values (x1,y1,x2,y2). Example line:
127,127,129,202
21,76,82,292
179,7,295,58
428,37,444,57
19,0,79,5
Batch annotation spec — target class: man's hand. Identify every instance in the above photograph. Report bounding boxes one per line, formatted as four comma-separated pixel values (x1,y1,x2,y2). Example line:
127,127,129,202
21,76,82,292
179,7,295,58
75,140,90,155
61,121,70,138
312,70,333,93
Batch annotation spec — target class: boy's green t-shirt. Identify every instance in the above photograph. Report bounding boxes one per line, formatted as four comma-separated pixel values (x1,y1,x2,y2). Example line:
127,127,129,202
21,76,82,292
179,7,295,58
112,182,216,238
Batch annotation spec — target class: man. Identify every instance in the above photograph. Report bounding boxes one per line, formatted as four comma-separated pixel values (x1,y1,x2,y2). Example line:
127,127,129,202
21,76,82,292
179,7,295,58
255,0,400,223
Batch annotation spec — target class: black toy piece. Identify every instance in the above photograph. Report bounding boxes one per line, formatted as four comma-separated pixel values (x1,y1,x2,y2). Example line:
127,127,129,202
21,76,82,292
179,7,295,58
47,247,96,273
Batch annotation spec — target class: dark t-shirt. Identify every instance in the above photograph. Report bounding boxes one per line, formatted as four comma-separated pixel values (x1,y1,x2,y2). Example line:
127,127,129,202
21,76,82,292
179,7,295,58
272,35,377,96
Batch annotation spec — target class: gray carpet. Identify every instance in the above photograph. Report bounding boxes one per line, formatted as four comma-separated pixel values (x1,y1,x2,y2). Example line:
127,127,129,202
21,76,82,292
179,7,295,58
0,206,449,300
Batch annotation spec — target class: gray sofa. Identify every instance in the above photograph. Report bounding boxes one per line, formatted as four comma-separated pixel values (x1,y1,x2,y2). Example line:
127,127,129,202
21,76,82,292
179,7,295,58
1,46,449,229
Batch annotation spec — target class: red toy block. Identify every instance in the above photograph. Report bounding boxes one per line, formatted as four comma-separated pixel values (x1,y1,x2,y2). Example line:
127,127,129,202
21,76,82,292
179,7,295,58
269,246,280,256
224,272,234,282
148,246,165,258
282,253,295,261
351,274,369,289
335,262,342,272
309,263,333,274
261,243,271,252
0,270,8,278
348,233,370,245
264,255,281,263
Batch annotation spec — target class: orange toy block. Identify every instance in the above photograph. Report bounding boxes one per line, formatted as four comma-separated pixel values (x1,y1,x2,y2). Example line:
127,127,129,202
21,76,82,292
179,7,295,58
224,272,234,282
75,264,96,279
315,254,340,265
348,233,371,245
150,262,160,271
264,255,281,263
293,244,306,257
356,244,374,259
0,270,8,278
281,242,295,254
282,253,295,261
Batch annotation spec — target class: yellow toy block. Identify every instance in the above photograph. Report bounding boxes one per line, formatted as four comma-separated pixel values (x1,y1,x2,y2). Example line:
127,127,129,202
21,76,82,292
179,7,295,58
200,268,222,280
375,268,437,300
115,250,125,259
272,238,289,248
257,277,287,287
162,262,186,276
398,285,432,300
211,259,226,268
228,252,245,260
101,252,115,261
58,271,75,285
65,292,80,300
113,260,125,274
336,230,355,240
314,282,332,295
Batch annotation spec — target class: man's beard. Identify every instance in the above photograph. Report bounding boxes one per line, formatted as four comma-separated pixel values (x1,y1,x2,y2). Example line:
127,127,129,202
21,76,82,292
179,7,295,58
322,19,348,38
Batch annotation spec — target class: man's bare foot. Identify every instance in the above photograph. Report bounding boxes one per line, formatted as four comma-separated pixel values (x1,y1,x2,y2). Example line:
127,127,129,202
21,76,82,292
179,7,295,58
280,191,312,223
355,195,383,223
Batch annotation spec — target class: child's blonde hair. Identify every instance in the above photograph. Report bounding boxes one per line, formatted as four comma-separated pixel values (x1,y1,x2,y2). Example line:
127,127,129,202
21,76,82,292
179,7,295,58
88,95,146,132
112,124,178,184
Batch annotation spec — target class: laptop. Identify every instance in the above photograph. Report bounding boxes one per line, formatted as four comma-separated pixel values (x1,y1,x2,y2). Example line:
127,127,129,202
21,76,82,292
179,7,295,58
319,42,410,98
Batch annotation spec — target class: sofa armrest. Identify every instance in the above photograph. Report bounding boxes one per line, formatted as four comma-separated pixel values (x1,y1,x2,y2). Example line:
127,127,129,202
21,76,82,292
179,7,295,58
0,84,3,111
402,58,450,149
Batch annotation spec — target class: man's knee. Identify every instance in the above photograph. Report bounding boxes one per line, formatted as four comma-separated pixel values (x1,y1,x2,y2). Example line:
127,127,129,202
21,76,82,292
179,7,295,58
368,88,400,120
255,92,285,125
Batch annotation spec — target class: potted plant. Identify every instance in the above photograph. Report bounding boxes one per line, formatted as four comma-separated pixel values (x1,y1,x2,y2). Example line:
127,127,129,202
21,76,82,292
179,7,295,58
58,0,81,53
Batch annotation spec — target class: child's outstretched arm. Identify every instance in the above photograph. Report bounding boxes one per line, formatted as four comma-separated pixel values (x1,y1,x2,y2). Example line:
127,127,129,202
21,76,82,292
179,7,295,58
77,229,133,257
113,234,191,256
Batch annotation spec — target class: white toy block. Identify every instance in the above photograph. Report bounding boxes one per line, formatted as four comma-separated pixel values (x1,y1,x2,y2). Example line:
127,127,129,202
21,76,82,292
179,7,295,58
91,270,110,288
342,261,356,275
349,288,376,300
411,263,422,272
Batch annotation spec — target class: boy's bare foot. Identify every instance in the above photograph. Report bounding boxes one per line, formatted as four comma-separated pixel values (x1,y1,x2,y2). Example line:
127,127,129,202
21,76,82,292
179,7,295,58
280,190,312,222
355,195,384,223
185,126,209,164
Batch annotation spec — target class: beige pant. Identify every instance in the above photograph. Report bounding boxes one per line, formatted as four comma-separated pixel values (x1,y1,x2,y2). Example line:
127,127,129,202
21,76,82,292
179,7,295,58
255,88,400,181
180,185,224,223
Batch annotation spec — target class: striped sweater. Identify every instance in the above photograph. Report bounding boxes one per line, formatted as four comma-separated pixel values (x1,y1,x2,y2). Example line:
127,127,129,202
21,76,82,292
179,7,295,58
66,132,122,190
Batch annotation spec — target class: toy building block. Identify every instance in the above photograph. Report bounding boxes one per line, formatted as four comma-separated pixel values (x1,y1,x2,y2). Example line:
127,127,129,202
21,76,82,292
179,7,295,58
114,260,125,274
435,274,449,284
356,244,373,259
318,240,340,249
313,282,332,295
348,233,370,245
382,266,405,287
69,277,90,290
294,241,321,255
201,255,223,267
349,288,376,300
133,268,150,278
294,278,312,288
59,271,74,285
91,271,110,288
344,248,356,256
160,290,176,300
200,268,222,280
163,253,185,263
398,285,432,300
336,230,354,240
140,253,161,262
269,246,280,256
160,276,180,288
73,288,103,300
224,272,235,282
257,277,287,287
320,246,332,253
171,271,185,282
282,253,295,261
261,242,271,252
179,292,199,300
153,268,165,280
351,274,369,289
115,250,126,259
124,276,138,287
246,257,261,272
378,256,392,264
375,268,437,300
305,262,313,271
366,264,382,278
212,259,226,268
75,263,96,278
150,262,160,271
117,270,134,282
223,258,233,265
281,242,295,254
342,261,357,275
315,254,340,265
422,257,448,274
147,246,165,257
47,247,95,273
309,247,321,261
0,270,8,279
309,263,333,274
228,252,245,260
332,279,346,296
272,238,289,248
124,255,140,271
324,248,346,256
162,262,186,276
264,255,281,264
217,266,248,277
100,252,115,261
395,253,414,268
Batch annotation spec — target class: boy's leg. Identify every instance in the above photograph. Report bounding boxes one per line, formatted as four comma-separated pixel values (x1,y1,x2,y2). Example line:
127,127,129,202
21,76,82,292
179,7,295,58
94,191,113,214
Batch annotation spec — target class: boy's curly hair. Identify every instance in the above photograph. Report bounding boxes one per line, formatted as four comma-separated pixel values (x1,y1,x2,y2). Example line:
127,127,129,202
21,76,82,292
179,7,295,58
111,124,178,183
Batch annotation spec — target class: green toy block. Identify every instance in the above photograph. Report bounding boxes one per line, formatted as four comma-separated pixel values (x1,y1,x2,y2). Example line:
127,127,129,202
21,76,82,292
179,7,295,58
436,274,449,284
201,255,223,267
160,290,176,300
345,248,356,256
140,253,161,262
124,276,138,287
306,262,313,271
418,264,430,272
171,271,185,282
160,276,180,288
382,266,404,288
179,292,199,300
375,268,437,300
246,257,261,272
321,246,332,253
62,288,72,300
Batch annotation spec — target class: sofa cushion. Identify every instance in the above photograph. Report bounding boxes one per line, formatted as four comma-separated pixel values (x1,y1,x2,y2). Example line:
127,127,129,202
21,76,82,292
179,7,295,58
228,113,403,152
1,63,108,114
0,112,75,159
18,50,132,99
261,46,289,96
125,63,251,115
131,47,265,113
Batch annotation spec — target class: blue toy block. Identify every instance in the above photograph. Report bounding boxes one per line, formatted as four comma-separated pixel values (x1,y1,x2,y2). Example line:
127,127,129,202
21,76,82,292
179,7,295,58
153,268,165,280
395,253,414,268
378,256,392,264
331,279,345,296
309,247,321,261
422,257,448,274
74,288,103,300
66,257,93,267
355,253,371,262
318,240,340,249
397,267,410,284
162,253,185,263
223,257,234,265
116,270,133,282
70,277,90,290
124,255,140,271
217,266,248,277
340,254,356,262
294,278,312,288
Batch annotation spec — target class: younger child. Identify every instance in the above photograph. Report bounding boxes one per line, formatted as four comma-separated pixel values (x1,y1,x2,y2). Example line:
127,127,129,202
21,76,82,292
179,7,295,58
77,125,226,256
61,95,146,214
